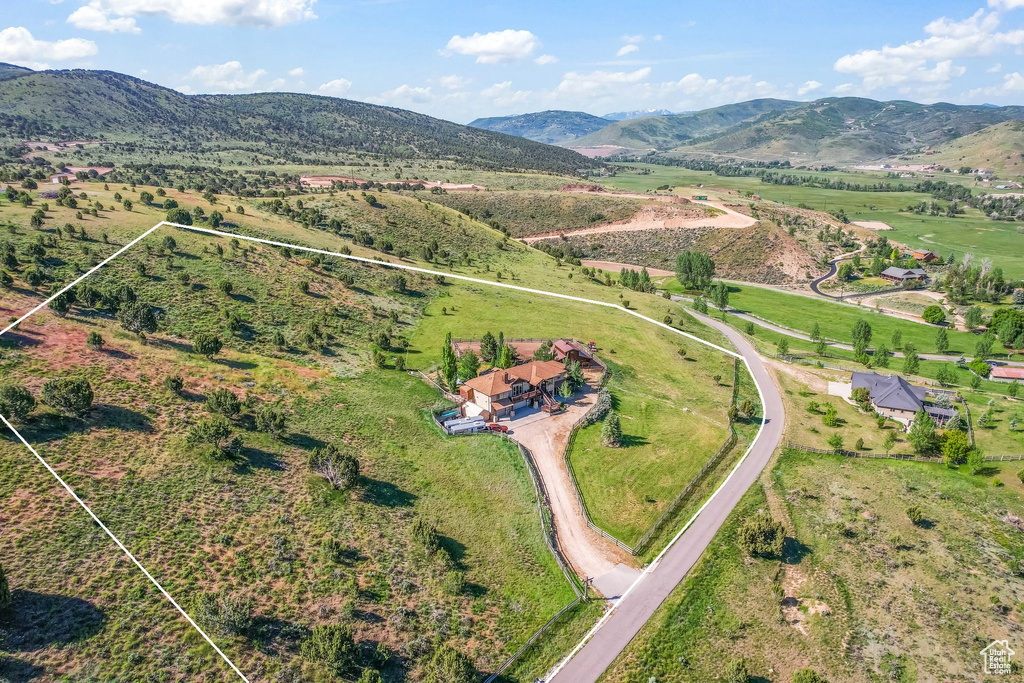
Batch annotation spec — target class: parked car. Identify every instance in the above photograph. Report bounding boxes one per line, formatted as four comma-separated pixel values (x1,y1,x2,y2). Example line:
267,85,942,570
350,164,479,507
487,423,508,433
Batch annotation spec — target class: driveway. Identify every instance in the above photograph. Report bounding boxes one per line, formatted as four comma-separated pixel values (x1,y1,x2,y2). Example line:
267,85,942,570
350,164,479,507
506,382,639,598
549,310,786,682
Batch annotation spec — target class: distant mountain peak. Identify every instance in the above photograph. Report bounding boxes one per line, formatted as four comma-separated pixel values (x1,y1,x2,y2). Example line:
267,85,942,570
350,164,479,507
469,110,613,145
602,108,679,121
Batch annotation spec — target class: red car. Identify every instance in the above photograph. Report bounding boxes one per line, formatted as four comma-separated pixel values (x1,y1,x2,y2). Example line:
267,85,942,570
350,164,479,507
487,423,509,433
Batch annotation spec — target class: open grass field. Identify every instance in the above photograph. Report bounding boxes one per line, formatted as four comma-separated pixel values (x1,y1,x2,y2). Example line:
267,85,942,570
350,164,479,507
725,283,996,357
407,281,736,547
601,448,1024,682
602,163,1024,278
0,227,585,680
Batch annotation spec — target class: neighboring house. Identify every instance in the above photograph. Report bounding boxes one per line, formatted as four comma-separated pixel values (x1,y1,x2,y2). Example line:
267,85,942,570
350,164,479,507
553,339,594,367
49,172,74,184
911,249,938,263
990,366,1024,383
459,360,567,421
880,266,928,284
851,372,955,426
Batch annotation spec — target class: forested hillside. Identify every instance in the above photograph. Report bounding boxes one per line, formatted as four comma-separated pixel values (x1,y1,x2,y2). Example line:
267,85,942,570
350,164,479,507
0,67,593,174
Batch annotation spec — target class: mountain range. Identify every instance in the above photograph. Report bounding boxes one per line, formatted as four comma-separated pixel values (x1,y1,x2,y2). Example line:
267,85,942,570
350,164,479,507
473,97,1024,166
0,64,593,175
468,110,612,145
602,108,679,120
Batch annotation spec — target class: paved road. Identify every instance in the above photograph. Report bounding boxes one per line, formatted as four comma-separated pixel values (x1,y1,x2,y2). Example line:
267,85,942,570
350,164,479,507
549,312,786,682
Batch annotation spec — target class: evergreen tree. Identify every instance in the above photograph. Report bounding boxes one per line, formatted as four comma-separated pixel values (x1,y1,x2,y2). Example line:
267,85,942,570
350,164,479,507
458,350,480,380
601,411,622,447
441,332,458,391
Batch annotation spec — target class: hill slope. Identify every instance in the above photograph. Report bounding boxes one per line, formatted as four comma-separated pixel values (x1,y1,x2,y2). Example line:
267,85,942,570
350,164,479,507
0,67,593,174
574,96,1024,163
566,99,803,151
889,119,1024,177
683,98,1024,163
468,109,613,144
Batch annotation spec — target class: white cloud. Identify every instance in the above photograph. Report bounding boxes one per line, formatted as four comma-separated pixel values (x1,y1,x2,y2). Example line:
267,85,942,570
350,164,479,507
652,34,663,41
988,0,1024,9
834,9,1024,94
442,29,539,64
186,60,267,91
555,67,652,99
534,53,558,65
659,73,784,106
288,66,304,77
439,74,470,90
797,79,822,96
373,84,433,104
833,82,856,94
67,4,140,33
481,80,531,106
86,0,316,27
987,62,1003,72
622,34,644,44
965,71,1024,99
0,26,97,69
317,77,352,96
616,44,639,57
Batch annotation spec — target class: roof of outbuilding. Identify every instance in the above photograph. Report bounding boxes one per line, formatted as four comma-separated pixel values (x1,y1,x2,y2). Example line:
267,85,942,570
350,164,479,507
852,372,926,412
881,266,927,278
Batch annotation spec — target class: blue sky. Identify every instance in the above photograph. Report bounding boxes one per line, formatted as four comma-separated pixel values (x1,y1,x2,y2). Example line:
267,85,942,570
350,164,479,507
2,0,1023,123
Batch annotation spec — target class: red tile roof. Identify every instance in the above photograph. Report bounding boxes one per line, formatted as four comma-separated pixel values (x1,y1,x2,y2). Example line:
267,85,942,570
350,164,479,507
462,360,566,397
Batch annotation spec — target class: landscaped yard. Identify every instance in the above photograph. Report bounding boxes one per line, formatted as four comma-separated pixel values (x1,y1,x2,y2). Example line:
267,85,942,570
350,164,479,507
407,280,736,547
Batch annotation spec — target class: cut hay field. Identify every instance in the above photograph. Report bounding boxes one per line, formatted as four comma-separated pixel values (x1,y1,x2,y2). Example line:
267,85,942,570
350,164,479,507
602,163,1024,278
407,281,736,546
601,449,1024,682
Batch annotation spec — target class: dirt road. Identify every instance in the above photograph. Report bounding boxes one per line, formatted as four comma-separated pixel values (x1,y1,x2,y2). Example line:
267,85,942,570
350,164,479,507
521,193,756,245
509,387,636,593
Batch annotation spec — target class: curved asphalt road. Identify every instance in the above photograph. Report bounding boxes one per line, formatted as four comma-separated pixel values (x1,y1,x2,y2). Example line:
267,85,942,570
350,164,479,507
550,312,785,682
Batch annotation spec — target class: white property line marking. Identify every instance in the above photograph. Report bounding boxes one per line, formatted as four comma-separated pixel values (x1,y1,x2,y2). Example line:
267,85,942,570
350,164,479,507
167,222,769,680
0,415,250,683
1,220,767,681
0,223,164,337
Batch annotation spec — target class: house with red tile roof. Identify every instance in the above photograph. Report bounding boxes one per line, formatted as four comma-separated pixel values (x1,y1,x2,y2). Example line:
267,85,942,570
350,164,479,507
459,360,566,421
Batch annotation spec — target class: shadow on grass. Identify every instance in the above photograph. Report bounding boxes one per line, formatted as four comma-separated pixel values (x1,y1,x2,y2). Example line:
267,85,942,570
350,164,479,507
22,404,153,443
0,590,106,653
216,358,258,370
0,655,46,681
782,537,810,565
233,445,284,473
439,535,467,567
619,434,649,448
360,476,416,508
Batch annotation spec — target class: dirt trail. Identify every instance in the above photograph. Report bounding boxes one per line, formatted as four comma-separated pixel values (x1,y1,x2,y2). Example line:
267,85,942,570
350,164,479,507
509,382,635,588
522,196,756,244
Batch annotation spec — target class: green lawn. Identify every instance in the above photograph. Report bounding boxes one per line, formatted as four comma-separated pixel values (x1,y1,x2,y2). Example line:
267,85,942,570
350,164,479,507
408,280,735,547
725,283,991,357
602,449,1024,682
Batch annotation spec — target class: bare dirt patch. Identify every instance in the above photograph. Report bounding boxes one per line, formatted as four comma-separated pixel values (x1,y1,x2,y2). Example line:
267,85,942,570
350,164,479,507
300,175,485,191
